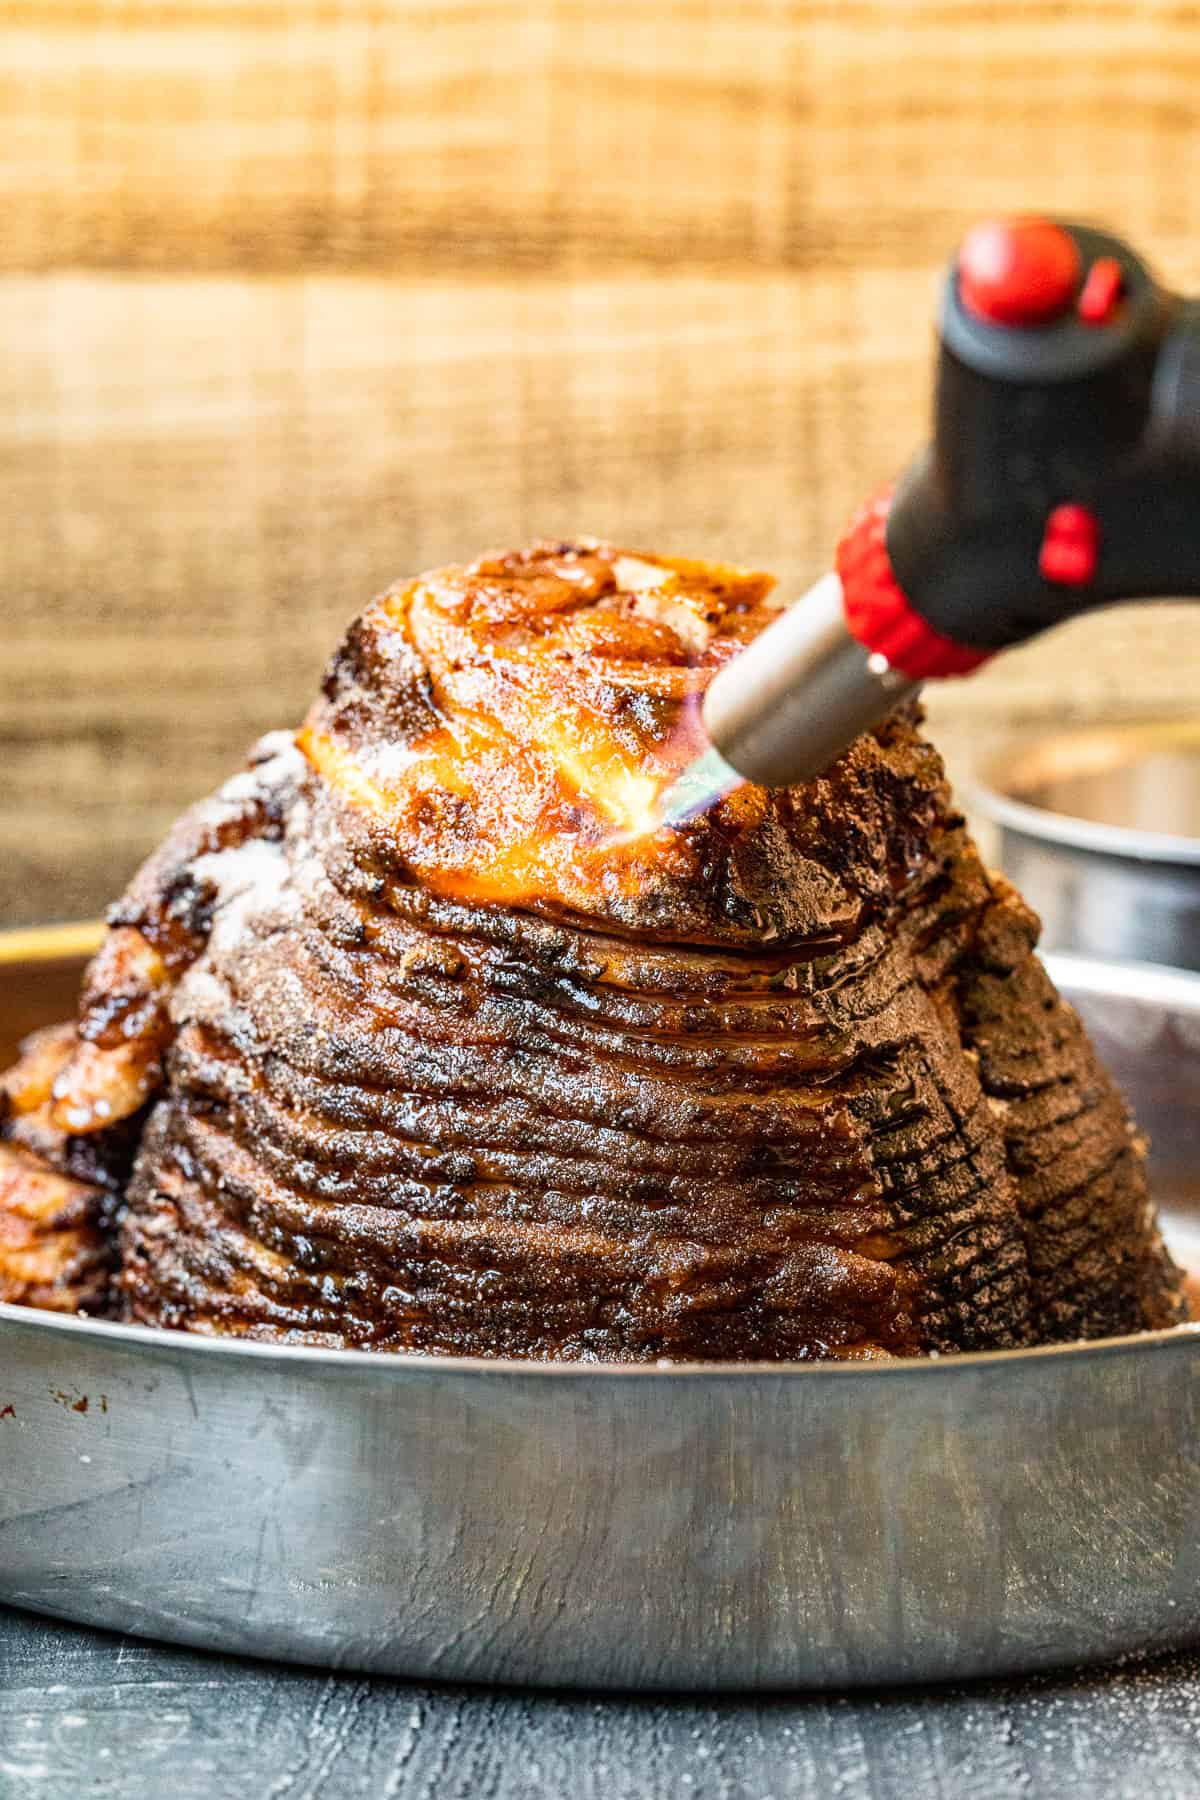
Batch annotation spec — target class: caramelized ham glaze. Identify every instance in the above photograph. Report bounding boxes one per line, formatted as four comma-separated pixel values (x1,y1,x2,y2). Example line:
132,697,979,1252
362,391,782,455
0,541,1185,1356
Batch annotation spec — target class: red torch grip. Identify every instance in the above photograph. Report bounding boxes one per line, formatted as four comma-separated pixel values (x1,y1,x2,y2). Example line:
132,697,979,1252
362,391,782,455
836,486,993,681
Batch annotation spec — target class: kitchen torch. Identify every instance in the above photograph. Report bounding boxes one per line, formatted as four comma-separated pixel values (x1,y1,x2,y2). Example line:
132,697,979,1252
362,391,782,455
656,216,1200,827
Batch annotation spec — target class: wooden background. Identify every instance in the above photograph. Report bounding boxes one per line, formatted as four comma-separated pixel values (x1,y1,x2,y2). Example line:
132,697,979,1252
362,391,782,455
4,0,1200,926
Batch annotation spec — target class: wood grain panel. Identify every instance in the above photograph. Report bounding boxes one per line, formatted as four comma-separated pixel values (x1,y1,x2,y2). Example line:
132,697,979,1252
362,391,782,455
3,1,1200,925
6,1,1200,275
0,263,927,926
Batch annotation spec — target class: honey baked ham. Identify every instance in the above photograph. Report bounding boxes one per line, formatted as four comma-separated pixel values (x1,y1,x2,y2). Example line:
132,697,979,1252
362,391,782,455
0,542,1185,1356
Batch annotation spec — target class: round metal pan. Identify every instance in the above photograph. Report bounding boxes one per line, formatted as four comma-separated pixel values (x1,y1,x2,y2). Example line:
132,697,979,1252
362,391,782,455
3,926,1200,1692
973,717,1200,970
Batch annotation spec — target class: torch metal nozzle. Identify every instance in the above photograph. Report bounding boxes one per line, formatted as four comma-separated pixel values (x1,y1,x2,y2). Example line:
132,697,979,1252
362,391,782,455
701,570,919,789
653,571,920,829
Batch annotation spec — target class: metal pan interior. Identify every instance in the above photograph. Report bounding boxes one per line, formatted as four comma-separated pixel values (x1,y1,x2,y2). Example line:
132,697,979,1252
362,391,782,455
972,719,1200,969
973,716,1200,865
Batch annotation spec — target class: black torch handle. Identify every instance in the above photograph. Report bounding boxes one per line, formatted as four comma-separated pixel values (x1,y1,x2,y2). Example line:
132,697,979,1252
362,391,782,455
884,222,1200,654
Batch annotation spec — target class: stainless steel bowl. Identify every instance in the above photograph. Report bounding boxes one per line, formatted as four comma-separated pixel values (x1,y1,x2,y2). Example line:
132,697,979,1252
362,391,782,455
3,927,1200,1692
973,718,1200,970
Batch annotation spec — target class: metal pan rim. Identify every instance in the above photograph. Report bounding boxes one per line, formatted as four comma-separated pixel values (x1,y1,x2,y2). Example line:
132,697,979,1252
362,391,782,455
5,1296,1200,1381
970,782,1200,866
972,715,1200,866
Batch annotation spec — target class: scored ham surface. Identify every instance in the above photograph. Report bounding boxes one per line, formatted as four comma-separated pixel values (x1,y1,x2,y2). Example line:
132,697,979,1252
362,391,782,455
0,542,1185,1357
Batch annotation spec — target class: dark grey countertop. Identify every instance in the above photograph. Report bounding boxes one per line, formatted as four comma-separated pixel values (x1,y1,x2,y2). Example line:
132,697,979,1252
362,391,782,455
4,1606,1200,1800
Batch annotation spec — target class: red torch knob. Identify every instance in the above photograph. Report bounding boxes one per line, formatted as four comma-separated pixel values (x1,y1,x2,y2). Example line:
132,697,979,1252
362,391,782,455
958,217,1081,328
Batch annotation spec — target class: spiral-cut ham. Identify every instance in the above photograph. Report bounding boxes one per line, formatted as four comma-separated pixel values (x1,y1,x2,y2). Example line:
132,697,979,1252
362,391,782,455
0,541,1185,1356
